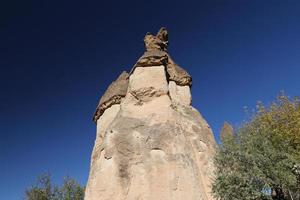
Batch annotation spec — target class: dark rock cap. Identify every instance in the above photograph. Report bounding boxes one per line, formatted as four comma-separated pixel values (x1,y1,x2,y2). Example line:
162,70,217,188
167,55,192,86
93,28,193,121
93,71,129,122
133,50,168,68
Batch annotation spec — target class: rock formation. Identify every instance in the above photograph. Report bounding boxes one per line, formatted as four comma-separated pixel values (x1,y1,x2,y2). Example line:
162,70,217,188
85,28,217,200
220,122,234,142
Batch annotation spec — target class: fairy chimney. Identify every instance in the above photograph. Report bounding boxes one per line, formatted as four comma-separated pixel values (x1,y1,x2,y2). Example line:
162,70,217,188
85,28,217,200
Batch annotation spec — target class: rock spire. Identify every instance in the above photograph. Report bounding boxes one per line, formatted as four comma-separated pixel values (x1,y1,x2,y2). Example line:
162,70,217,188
132,27,192,86
220,121,234,142
85,28,216,200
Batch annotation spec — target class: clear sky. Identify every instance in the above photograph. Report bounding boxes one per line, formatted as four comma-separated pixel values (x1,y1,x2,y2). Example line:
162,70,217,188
1,0,300,199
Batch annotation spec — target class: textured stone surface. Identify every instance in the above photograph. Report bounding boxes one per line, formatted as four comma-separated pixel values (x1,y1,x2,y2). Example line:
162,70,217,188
169,81,191,106
93,71,129,122
127,66,169,104
134,50,168,68
86,28,216,200
86,67,216,200
220,121,234,142
167,55,192,86
88,104,121,180
131,28,192,86
144,27,168,52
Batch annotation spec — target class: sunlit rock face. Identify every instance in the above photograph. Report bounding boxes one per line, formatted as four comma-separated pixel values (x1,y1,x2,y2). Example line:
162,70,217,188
220,122,234,142
85,28,216,200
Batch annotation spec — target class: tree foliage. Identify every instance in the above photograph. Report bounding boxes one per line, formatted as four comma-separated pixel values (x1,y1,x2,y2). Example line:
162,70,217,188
25,174,85,200
213,94,300,200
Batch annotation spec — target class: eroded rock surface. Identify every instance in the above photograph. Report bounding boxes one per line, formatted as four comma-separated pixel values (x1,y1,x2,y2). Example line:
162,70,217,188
220,121,234,142
167,55,192,86
93,71,129,122
169,81,191,106
86,28,216,200
131,27,192,86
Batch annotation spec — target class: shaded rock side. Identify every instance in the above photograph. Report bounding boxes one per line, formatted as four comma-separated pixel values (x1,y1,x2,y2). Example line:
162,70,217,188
85,65,217,200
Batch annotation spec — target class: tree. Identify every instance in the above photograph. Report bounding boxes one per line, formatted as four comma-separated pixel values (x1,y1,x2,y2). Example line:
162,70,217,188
59,177,85,200
213,94,300,200
25,174,85,200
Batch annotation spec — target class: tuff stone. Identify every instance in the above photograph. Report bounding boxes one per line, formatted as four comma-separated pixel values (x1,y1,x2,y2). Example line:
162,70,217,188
132,28,192,86
144,27,168,52
220,121,234,142
133,50,168,68
169,81,192,106
86,28,216,200
93,71,129,122
167,55,192,86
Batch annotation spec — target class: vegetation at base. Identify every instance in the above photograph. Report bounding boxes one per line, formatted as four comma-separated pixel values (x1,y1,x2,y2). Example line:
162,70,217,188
24,174,85,200
213,94,300,200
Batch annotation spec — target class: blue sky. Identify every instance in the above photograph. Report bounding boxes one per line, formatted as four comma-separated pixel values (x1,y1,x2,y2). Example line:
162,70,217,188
1,0,300,199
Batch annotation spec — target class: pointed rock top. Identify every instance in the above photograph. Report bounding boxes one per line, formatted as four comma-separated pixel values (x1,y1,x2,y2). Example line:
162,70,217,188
132,27,192,86
93,28,194,121
220,121,234,141
144,27,168,52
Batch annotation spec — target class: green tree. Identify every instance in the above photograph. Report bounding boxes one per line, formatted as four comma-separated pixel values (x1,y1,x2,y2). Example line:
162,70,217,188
59,177,85,200
213,94,300,200
25,174,85,200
